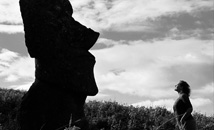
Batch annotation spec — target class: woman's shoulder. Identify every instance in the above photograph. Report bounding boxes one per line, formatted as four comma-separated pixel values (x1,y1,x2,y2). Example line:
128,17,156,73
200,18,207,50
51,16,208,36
180,93,191,103
181,93,189,98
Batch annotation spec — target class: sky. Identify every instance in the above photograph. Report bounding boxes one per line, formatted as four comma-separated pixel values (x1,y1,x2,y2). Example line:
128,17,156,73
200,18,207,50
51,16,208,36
0,0,213,116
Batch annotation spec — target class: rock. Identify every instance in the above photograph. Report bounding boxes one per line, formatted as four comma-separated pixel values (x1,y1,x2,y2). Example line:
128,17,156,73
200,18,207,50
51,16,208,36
18,0,99,129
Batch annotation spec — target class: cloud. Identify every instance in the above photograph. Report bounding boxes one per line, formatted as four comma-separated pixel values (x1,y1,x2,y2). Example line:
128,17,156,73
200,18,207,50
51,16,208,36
132,99,174,111
7,82,33,90
0,49,35,82
131,97,213,116
91,38,213,98
0,0,22,24
194,82,214,95
1,0,213,33
71,0,214,32
86,92,110,101
93,38,121,49
0,0,23,33
5,74,19,82
0,24,24,34
0,48,18,62
191,98,213,108
0,0,213,117
191,98,213,116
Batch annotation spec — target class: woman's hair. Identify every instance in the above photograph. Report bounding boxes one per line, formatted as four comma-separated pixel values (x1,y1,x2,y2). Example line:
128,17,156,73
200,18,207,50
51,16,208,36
178,80,191,97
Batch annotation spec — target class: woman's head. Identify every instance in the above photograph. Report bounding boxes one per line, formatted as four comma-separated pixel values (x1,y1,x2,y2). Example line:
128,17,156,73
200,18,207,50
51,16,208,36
175,80,191,96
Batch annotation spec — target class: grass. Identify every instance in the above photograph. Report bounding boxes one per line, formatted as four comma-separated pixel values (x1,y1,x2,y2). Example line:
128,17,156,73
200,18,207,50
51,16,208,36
0,88,213,130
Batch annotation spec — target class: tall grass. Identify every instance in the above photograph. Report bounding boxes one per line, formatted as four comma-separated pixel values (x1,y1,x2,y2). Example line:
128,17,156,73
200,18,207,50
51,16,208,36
0,88,213,130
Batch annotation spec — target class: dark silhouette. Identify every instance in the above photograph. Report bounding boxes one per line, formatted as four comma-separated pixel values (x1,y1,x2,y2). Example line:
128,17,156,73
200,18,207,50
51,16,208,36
173,80,197,130
18,0,99,129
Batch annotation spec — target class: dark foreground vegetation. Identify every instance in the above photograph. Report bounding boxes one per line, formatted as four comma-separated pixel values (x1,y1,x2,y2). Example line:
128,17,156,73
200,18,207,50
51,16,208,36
0,88,213,130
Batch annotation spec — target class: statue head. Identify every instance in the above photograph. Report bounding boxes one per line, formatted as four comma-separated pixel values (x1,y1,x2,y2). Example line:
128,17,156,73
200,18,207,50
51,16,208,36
20,0,73,19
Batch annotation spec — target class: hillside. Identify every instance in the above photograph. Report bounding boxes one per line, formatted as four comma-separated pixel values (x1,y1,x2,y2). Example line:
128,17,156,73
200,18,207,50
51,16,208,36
0,88,213,130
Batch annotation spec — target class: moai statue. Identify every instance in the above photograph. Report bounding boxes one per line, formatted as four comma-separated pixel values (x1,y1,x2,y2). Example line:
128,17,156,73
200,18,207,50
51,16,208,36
18,0,99,129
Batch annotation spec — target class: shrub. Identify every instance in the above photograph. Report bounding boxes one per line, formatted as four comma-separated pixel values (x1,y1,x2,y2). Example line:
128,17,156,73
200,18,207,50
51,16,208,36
0,88,213,130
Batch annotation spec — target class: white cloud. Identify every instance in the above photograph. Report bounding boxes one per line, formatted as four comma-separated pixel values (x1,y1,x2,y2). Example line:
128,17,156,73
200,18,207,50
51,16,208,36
0,0,213,116
94,69,173,98
131,97,213,115
0,49,18,62
91,38,213,98
96,38,121,47
191,98,214,116
71,0,214,32
86,92,110,101
0,49,35,82
0,0,22,24
0,24,24,34
132,99,175,112
191,98,213,108
5,74,19,82
1,0,213,33
0,0,23,33
70,0,92,7
8,82,33,90
194,83,214,94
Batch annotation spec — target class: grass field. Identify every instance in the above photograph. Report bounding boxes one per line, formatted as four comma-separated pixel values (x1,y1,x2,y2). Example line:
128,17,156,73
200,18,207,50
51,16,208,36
0,88,213,130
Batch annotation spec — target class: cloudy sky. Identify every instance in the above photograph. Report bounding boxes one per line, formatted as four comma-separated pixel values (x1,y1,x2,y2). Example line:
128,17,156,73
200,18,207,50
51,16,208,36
0,0,213,116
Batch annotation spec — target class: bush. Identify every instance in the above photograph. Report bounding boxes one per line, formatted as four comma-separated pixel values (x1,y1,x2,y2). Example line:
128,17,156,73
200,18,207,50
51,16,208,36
84,101,177,130
0,88,25,130
0,88,213,130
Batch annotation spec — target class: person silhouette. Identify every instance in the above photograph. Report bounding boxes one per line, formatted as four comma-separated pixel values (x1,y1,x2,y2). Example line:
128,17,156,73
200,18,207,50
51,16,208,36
18,0,99,129
173,80,197,130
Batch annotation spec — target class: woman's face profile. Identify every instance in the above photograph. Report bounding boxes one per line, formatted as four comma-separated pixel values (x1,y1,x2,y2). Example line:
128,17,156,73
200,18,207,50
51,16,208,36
174,84,182,93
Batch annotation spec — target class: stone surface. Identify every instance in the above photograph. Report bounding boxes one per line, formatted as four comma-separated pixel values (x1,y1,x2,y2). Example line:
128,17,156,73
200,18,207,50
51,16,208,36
18,0,99,129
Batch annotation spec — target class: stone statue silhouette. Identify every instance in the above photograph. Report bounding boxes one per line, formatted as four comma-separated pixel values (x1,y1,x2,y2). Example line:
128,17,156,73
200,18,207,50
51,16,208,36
18,0,99,129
